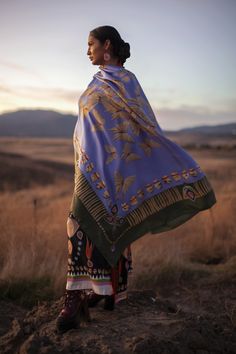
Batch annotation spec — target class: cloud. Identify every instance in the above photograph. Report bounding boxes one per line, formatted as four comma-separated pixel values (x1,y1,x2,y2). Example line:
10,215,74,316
0,59,46,81
0,82,82,103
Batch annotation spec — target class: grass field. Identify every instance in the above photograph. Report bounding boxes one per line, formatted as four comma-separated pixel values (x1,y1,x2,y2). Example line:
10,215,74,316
0,136,235,308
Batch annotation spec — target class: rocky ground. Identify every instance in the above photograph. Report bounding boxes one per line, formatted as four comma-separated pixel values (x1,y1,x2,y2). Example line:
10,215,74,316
0,275,236,354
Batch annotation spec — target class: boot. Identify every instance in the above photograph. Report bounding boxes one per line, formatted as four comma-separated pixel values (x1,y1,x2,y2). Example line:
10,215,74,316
87,291,115,311
87,291,105,308
56,289,91,333
104,294,115,311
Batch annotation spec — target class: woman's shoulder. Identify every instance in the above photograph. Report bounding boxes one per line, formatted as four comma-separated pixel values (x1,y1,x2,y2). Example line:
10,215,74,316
123,68,139,83
123,67,136,77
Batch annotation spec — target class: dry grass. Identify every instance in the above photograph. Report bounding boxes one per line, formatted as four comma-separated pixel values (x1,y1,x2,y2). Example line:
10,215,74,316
0,137,235,307
0,181,73,303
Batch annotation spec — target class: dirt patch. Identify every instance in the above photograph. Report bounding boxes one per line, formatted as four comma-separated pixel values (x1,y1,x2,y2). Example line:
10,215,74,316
0,278,236,354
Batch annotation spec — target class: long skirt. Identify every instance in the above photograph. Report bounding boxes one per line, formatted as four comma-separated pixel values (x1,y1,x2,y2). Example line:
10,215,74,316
65,212,133,304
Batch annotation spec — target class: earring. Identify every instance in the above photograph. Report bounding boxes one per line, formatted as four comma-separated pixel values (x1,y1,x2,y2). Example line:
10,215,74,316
104,52,111,61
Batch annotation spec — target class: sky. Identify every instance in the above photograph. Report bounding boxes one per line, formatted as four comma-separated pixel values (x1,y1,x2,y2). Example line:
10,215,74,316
0,0,235,130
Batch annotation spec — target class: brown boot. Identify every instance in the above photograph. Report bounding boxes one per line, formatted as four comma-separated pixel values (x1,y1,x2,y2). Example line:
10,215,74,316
87,291,105,308
56,289,91,333
87,291,115,310
104,294,115,311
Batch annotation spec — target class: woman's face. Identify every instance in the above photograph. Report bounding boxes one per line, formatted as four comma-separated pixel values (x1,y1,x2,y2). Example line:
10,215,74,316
87,35,107,65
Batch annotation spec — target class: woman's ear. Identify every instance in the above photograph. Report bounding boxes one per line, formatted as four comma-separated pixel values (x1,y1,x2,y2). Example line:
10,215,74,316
104,39,111,51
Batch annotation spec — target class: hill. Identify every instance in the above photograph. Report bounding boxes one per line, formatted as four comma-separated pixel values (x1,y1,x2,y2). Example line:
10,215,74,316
0,109,235,138
0,109,76,138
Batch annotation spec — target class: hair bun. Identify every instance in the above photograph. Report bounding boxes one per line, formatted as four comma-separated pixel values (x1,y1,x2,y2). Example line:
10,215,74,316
118,41,130,63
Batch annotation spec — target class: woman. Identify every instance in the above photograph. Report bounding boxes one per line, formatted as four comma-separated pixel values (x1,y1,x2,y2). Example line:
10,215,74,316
56,25,217,333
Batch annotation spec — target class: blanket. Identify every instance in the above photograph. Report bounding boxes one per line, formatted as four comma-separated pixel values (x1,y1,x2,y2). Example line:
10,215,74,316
70,64,217,267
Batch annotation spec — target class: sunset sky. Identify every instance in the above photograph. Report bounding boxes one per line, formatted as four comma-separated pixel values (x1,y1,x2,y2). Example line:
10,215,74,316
0,0,235,130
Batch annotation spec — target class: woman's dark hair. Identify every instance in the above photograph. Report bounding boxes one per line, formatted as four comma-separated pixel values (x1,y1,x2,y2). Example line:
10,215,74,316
89,25,130,65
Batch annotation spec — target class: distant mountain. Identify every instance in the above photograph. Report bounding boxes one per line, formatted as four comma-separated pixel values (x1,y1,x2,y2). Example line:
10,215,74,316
0,109,77,137
0,109,235,138
175,122,236,136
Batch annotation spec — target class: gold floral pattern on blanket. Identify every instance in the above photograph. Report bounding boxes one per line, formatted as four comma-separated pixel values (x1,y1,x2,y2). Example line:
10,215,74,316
73,135,202,213
105,143,142,164
110,122,134,142
139,138,161,156
80,80,159,146
79,85,101,117
120,143,142,162
104,145,118,164
114,171,136,199
95,81,158,136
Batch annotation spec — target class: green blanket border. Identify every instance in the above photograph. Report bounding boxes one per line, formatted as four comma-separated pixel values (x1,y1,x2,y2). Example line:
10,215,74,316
70,173,217,267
